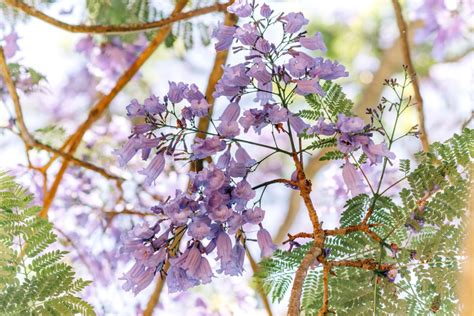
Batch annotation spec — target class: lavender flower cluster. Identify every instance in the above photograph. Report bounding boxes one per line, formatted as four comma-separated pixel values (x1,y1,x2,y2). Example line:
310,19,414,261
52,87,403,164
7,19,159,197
116,0,393,294
76,35,148,92
308,114,395,196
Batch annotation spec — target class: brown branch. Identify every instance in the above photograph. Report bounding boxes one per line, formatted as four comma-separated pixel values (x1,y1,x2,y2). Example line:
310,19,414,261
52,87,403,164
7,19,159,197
39,0,191,218
0,47,122,182
246,248,274,316
274,21,424,245
391,0,429,151
282,232,313,244
324,223,380,236
328,258,393,271
4,0,233,34
288,243,322,316
319,264,330,316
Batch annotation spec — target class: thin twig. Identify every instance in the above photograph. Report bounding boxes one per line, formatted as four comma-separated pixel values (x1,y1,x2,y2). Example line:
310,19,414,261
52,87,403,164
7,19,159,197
252,178,296,190
391,0,429,151
4,0,233,34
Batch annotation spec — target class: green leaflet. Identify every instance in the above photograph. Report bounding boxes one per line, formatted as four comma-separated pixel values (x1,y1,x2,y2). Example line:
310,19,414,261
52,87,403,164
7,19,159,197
0,171,95,316
301,81,353,123
255,129,473,315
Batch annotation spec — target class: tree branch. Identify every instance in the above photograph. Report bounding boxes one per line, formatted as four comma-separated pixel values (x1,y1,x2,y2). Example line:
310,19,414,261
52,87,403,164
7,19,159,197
0,47,122,182
38,0,191,218
391,0,429,151
288,243,322,316
4,0,233,34
274,21,424,245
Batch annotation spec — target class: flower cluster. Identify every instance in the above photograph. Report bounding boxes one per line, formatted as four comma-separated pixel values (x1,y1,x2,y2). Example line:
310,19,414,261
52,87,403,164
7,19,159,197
307,114,395,196
415,0,471,59
76,35,147,92
116,1,354,294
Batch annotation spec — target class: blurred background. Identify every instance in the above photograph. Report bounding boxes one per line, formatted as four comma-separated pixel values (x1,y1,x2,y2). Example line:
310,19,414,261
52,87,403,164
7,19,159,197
0,0,472,315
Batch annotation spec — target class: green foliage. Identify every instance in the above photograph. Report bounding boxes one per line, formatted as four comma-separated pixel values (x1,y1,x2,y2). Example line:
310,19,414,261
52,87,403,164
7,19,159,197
256,129,473,315
319,150,345,161
301,81,353,123
0,171,95,315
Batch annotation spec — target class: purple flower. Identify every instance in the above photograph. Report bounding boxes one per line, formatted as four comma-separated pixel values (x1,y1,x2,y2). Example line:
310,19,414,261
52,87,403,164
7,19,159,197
133,124,154,135
307,118,336,136
209,204,233,222
299,32,327,51
190,98,211,117
281,12,309,33
337,133,368,154
248,59,272,83
336,114,365,133
243,207,265,225
235,146,256,167
362,141,395,165
167,264,198,293
138,151,166,185
114,137,140,166
217,120,240,138
220,102,241,122
235,23,259,46
232,180,256,211
75,36,94,55
164,201,191,225
217,148,232,169
177,246,214,284
131,223,155,239
310,57,348,80
215,231,233,263
144,94,166,114
213,23,236,51
167,81,188,103
184,84,205,102
227,212,244,234
188,217,212,240
342,161,366,197
126,99,145,117
289,114,310,135
255,38,272,54
254,80,274,105
257,227,276,258
267,105,288,124
295,78,324,96
191,136,226,160
3,32,19,58
227,0,252,17
214,64,251,98
120,262,155,295
219,241,245,276
286,51,315,77
260,3,273,18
